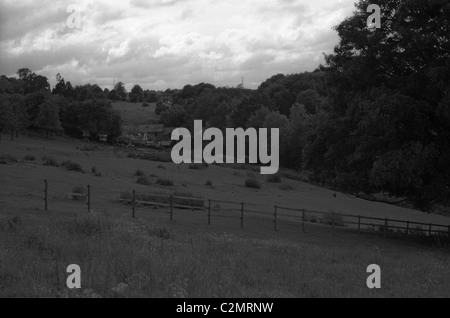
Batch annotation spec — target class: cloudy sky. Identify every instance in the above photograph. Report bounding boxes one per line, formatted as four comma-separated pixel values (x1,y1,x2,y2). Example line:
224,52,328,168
0,0,357,90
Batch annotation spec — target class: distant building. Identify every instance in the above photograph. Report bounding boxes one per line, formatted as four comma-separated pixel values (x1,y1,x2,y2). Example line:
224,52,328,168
136,124,165,141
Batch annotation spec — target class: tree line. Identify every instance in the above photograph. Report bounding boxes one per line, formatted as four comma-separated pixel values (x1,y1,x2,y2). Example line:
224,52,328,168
0,69,122,142
155,0,450,210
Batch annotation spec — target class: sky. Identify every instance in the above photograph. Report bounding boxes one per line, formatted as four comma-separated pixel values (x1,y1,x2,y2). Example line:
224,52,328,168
0,0,358,91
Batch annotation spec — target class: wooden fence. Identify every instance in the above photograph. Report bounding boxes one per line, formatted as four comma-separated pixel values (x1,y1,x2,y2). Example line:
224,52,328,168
43,181,450,240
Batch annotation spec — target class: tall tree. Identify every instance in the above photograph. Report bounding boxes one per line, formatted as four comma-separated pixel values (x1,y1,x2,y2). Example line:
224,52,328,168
130,84,143,103
35,100,61,138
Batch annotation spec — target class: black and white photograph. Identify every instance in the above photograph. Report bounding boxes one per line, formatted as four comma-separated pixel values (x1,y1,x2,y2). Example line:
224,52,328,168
0,0,449,302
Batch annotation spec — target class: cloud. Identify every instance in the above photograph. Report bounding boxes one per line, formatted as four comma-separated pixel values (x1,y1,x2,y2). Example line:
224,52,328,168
0,0,357,90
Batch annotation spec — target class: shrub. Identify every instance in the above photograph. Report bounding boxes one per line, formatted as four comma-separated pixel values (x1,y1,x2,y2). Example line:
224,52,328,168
91,166,97,174
189,163,208,170
73,186,86,194
205,180,213,186
127,152,139,159
42,156,59,167
136,176,152,186
135,169,145,176
24,155,36,161
0,154,18,163
245,178,261,189
266,175,282,183
62,160,84,172
156,178,174,186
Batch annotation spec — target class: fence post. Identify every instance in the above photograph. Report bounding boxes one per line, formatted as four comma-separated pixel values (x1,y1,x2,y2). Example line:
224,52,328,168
406,221,410,236
170,195,174,221
208,200,211,225
274,205,277,232
428,223,432,236
44,179,48,211
240,202,244,228
87,184,91,212
332,213,335,232
384,218,388,237
357,215,361,233
132,190,136,218
302,209,305,233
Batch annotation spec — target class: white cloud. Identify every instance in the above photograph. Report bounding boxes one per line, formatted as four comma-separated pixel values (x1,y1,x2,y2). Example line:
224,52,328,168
0,0,357,90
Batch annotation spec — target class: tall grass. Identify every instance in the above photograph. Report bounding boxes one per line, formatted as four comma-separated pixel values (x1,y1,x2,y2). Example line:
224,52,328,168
1,213,450,298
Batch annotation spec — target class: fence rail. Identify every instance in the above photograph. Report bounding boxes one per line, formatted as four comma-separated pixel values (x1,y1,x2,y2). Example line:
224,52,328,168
42,180,450,241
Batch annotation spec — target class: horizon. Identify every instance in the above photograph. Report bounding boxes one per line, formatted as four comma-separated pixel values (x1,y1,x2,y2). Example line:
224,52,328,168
0,0,357,91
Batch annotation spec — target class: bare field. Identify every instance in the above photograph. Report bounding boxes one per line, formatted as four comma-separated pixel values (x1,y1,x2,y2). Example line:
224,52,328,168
1,134,450,298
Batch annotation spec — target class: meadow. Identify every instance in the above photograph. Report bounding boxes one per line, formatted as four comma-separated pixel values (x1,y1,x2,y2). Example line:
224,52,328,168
1,133,450,298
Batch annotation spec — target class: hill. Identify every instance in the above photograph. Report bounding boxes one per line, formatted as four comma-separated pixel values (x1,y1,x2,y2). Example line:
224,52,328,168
1,134,450,297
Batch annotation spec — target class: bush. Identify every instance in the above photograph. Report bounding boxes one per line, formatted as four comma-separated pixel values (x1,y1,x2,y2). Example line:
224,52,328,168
62,160,84,172
136,176,152,186
73,186,86,194
205,180,213,186
266,175,282,183
189,163,208,170
135,169,145,176
156,178,174,186
91,166,97,174
0,154,18,164
127,152,139,159
24,155,36,161
245,178,261,189
42,156,59,167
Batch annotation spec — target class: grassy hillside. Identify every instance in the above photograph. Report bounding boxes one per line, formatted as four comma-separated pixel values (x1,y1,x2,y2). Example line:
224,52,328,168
111,101,158,128
1,134,450,297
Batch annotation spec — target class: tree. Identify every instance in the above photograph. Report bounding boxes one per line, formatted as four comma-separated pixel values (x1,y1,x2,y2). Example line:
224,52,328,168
7,94,28,139
17,69,50,94
114,82,127,101
155,102,169,116
296,89,321,114
312,0,450,207
159,105,186,127
130,84,143,103
35,100,61,137
52,73,67,95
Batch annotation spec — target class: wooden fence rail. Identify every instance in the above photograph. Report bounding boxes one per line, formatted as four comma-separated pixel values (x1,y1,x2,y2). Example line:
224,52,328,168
42,180,450,241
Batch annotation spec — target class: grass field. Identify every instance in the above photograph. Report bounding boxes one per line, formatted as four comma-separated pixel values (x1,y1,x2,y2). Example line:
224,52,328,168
111,101,158,128
1,133,450,297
